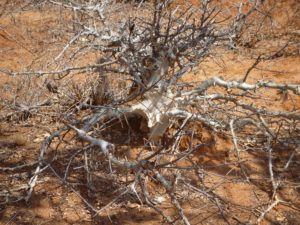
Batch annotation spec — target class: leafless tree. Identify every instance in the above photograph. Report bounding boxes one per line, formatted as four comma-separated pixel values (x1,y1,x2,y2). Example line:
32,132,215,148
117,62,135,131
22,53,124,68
1,0,299,224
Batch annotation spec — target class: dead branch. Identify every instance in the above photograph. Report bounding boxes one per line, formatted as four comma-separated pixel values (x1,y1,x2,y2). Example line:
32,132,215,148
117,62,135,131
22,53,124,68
1,1,299,224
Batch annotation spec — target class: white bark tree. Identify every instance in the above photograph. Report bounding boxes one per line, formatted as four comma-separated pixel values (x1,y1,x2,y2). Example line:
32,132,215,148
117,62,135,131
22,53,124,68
1,1,299,224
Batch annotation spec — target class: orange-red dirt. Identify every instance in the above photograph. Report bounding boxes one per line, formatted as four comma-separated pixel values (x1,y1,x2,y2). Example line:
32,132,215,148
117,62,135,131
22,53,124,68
0,1,299,225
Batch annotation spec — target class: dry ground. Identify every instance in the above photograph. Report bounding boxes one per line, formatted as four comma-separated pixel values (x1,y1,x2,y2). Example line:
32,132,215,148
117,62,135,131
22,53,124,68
0,1,299,225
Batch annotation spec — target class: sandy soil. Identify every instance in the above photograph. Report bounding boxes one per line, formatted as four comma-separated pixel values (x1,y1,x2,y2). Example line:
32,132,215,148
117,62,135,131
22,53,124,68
0,1,299,225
